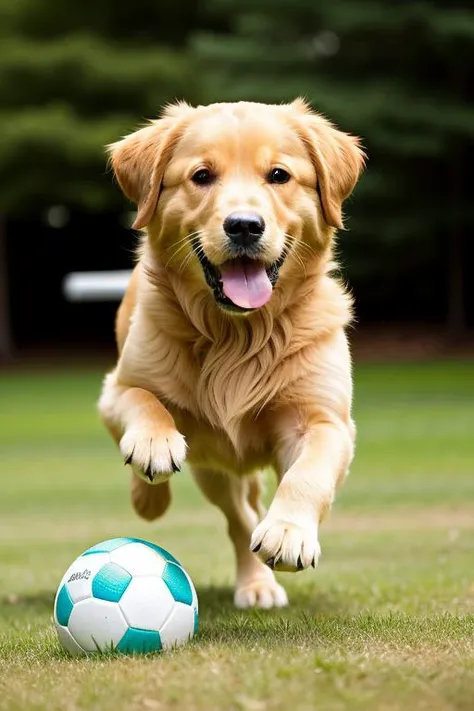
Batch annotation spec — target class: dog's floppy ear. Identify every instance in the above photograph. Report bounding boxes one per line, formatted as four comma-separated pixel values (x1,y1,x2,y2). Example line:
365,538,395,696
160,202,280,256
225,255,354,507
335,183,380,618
107,102,193,230
289,98,366,229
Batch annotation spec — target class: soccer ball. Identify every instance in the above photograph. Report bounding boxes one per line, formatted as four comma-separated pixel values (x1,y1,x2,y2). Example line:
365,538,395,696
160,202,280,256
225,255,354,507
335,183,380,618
53,537,198,655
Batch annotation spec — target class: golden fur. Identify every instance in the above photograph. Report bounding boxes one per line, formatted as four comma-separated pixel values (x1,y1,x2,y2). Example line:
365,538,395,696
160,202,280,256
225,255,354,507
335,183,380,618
98,99,365,608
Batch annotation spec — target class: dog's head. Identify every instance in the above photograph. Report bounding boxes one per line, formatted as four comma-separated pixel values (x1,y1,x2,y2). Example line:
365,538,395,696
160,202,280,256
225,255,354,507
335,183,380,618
109,99,365,314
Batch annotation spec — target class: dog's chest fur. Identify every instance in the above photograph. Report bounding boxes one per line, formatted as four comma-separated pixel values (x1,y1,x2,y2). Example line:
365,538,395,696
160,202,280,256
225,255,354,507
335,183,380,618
161,318,293,451
121,303,298,464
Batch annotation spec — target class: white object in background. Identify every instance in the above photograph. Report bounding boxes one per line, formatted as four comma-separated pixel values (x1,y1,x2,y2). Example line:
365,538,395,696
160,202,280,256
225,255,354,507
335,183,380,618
62,270,132,302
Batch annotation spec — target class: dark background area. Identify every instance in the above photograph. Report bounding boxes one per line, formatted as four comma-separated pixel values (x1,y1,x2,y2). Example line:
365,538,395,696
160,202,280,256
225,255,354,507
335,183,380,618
0,0,472,358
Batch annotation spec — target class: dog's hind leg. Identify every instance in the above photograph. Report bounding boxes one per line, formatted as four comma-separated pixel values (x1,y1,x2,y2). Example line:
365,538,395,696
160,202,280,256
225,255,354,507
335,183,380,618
131,474,171,521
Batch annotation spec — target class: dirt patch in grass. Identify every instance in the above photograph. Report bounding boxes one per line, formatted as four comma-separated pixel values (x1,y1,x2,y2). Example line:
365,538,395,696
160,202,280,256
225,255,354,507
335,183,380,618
326,506,474,532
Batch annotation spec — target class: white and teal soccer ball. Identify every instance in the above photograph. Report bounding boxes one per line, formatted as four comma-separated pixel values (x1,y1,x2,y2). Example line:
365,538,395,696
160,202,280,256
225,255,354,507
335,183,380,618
53,538,198,655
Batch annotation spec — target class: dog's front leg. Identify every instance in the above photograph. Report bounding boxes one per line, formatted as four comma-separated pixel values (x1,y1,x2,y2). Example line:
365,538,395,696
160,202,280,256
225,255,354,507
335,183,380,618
98,371,187,485
250,414,354,572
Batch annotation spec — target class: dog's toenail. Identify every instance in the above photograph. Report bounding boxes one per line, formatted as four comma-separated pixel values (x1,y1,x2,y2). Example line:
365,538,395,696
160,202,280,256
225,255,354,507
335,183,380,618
265,557,275,569
170,456,181,473
124,447,135,466
297,555,304,571
144,465,155,483
251,541,262,553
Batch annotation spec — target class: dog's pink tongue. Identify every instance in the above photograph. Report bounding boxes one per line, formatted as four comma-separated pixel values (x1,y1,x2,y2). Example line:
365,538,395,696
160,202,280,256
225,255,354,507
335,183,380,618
220,260,273,309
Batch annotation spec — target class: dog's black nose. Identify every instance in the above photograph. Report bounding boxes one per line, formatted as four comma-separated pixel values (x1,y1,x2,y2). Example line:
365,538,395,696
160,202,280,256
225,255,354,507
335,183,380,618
223,212,265,247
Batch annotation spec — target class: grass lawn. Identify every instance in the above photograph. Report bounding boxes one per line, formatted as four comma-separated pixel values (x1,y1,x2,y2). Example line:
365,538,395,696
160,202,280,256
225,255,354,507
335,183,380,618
0,360,473,710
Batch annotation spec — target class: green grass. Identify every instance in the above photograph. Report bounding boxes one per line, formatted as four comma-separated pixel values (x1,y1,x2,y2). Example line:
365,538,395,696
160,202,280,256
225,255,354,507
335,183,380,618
0,361,473,710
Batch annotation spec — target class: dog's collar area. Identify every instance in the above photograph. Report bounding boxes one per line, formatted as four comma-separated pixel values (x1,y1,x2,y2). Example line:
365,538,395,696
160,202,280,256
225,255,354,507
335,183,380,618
191,238,285,313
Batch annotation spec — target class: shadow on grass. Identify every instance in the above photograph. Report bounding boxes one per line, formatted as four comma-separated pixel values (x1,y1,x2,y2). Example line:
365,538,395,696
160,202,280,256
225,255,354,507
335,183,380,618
0,582,347,618
197,583,348,617
0,584,354,654
195,584,354,647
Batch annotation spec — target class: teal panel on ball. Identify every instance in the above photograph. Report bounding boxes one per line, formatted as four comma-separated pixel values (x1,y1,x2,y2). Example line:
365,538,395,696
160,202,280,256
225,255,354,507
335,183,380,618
194,608,199,635
116,627,162,654
82,538,137,556
162,562,193,605
92,562,132,602
55,584,74,626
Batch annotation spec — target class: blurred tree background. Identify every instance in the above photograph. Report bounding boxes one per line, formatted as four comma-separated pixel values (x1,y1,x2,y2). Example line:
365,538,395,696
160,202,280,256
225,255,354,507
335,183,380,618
0,0,472,356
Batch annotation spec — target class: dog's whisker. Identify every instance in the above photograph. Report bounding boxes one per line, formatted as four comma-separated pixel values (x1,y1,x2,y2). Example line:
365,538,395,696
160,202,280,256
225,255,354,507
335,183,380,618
164,231,202,270
178,239,208,277
293,243,310,272
282,234,315,276
165,231,200,253
293,250,307,276
165,242,192,270
177,254,192,276
298,240,317,259
283,233,312,255
285,239,306,273
178,250,196,276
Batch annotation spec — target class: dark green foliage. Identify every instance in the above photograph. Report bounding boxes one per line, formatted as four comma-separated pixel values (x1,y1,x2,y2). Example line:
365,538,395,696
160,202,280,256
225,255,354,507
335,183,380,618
0,0,471,326
194,0,473,326
0,0,201,212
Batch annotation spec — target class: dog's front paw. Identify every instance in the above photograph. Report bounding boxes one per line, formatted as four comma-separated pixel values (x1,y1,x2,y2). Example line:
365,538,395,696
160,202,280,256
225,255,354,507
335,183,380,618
250,517,321,572
120,427,187,484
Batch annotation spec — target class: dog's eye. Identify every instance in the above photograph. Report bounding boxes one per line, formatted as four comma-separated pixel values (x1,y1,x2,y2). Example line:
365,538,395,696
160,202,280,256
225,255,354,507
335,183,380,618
191,168,215,186
268,167,291,185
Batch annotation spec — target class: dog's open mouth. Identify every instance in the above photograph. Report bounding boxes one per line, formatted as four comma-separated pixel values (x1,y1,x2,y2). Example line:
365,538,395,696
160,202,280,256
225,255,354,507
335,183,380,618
219,258,275,310
192,244,284,312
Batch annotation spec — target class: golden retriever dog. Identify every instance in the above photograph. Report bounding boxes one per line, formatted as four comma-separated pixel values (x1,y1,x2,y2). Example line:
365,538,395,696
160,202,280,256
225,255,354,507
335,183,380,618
98,98,365,609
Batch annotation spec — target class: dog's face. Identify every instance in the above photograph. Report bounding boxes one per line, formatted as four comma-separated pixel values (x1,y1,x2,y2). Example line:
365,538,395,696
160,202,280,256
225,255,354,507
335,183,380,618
110,100,365,313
